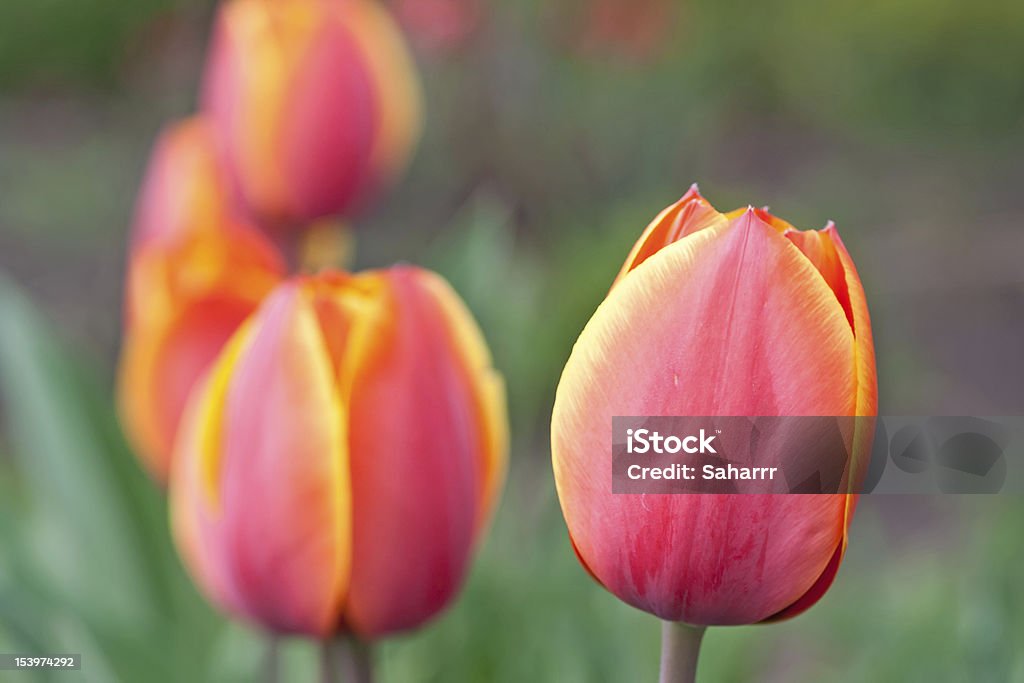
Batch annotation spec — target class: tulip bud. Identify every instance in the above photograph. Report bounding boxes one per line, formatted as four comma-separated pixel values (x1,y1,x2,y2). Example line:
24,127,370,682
202,0,423,226
551,185,876,625
118,117,285,482
170,266,507,637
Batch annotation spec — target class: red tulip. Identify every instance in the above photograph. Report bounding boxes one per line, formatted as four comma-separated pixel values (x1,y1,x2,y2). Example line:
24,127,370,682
118,117,285,482
170,267,507,637
551,185,876,624
202,0,423,227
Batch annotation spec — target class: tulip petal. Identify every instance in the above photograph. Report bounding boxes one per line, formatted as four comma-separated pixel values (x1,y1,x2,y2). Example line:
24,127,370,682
418,273,508,532
215,284,350,635
755,220,878,621
130,118,226,250
783,225,877,510
204,0,313,220
170,319,256,619
821,225,878,606
280,13,377,220
615,185,727,283
824,225,876,418
783,224,853,329
347,0,423,181
119,295,256,480
552,210,857,624
118,213,283,481
340,267,504,637
763,540,843,622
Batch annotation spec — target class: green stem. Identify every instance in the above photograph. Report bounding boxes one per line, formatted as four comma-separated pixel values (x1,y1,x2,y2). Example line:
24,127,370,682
320,636,374,683
659,621,706,683
263,633,279,683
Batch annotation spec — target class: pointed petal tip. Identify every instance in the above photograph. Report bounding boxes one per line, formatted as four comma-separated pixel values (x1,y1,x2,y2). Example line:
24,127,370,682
679,183,704,203
727,205,784,240
821,221,847,247
735,205,762,224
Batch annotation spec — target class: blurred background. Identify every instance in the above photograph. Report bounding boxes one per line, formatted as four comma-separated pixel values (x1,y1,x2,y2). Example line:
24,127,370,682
1,0,1023,680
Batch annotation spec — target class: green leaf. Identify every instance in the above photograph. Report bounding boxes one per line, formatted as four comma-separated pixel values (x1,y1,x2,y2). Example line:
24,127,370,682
0,275,170,631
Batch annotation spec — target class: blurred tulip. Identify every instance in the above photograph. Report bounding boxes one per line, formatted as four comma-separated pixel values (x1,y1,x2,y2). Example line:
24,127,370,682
551,185,876,624
118,117,285,482
390,0,482,55
202,0,423,227
569,0,678,63
170,266,507,637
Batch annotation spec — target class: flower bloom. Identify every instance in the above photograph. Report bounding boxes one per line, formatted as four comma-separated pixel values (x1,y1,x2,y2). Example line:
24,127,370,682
551,185,876,625
202,0,423,226
170,267,507,637
118,117,285,482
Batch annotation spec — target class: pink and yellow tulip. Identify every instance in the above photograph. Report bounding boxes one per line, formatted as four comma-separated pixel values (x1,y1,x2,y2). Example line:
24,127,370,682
202,0,422,227
170,266,507,637
551,185,876,624
118,117,285,482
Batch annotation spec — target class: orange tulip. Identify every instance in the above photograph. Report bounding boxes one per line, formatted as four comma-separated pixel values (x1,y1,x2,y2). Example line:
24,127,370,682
202,0,422,226
170,267,507,637
551,185,876,624
118,117,285,482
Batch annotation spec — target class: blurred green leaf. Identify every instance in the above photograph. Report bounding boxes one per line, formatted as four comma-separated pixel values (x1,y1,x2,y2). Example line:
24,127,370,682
0,0,192,89
0,274,167,627
0,274,222,681
424,192,548,435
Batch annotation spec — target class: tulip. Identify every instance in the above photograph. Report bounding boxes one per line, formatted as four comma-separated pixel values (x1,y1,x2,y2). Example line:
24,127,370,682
390,0,482,54
551,185,876,629
169,266,507,638
118,117,285,482
572,0,677,63
202,0,423,227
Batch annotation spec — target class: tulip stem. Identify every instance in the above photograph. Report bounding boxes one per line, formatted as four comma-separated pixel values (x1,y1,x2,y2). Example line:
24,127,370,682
659,621,706,683
320,635,373,683
263,634,279,683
